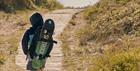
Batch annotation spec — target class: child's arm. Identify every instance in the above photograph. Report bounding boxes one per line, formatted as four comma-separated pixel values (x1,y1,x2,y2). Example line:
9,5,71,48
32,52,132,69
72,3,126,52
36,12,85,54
21,30,29,55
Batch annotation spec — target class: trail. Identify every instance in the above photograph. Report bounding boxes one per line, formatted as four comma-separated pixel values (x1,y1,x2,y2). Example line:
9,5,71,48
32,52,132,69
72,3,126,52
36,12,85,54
16,9,82,71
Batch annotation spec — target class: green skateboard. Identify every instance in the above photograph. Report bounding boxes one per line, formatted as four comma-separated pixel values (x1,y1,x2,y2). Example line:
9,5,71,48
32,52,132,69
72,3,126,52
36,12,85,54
32,19,55,69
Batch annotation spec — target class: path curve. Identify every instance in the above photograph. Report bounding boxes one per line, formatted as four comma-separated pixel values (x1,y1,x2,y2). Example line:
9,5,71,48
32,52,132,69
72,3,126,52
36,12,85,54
16,9,82,71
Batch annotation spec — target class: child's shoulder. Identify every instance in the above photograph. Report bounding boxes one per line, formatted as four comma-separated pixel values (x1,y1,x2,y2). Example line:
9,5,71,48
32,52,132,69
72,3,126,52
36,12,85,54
24,27,33,34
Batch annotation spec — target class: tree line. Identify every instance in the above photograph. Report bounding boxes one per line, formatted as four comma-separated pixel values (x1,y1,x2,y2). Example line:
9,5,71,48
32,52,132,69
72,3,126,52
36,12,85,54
0,0,63,13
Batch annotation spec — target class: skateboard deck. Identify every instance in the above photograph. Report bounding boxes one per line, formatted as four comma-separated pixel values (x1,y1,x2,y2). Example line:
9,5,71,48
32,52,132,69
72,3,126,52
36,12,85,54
32,19,55,69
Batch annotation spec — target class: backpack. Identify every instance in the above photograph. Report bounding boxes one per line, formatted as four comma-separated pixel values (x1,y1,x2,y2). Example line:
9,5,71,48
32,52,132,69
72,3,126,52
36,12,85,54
28,26,42,59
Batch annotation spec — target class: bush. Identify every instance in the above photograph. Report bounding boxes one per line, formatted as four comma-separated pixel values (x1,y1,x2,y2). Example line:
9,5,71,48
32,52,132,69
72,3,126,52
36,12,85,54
61,0,140,71
34,0,47,7
83,6,98,19
92,46,140,71
46,0,63,10
0,55,5,65
0,0,63,13
0,0,37,12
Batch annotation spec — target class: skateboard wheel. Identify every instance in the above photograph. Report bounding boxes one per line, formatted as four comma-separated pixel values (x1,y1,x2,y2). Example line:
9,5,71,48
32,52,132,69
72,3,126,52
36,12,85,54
44,30,47,34
44,35,49,39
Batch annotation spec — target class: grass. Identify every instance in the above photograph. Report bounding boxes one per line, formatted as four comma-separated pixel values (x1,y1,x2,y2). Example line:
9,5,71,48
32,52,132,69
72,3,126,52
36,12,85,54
0,8,49,70
90,36,140,71
0,0,63,13
0,54,6,65
0,0,64,69
46,0,64,10
61,27,140,71
60,0,140,71
8,30,24,54
0,0,63,70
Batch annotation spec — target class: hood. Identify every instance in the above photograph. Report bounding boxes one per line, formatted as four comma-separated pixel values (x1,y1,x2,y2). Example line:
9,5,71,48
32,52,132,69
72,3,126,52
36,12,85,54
30,12,43,28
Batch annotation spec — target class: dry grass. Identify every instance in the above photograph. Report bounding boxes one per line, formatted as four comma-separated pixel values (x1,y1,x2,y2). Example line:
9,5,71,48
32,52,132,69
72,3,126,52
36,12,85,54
0,12,27,71
61,0,140,71
0,0,63,13
0,8,49,70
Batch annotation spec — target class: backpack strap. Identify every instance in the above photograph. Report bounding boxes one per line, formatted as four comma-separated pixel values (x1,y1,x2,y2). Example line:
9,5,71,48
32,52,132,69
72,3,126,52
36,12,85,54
28,35,34,47
26,26,42,60
53,40,57,44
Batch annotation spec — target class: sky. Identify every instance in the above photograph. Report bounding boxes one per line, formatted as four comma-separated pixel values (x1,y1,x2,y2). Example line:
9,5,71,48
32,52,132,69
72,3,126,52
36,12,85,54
57,0,100,7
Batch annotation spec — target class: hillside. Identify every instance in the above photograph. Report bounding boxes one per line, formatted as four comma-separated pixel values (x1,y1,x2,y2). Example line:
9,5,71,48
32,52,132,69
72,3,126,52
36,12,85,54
0,0,63,13
0,0,63,71
61,0,140,71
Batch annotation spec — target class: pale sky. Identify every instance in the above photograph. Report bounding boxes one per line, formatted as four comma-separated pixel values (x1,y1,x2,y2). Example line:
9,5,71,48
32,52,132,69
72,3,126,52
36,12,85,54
57,0,99,7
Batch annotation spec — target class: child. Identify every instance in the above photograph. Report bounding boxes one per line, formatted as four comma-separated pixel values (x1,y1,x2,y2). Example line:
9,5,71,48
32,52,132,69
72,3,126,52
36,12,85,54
22,12,56,71
22,12,44,71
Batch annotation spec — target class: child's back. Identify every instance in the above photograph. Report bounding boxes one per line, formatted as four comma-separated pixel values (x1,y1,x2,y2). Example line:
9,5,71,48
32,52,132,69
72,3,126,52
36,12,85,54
22,12,44,70
21,12,57,70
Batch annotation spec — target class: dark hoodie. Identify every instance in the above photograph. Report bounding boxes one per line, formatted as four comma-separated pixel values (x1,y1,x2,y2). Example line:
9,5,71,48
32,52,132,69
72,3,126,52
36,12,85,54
22,12,43,56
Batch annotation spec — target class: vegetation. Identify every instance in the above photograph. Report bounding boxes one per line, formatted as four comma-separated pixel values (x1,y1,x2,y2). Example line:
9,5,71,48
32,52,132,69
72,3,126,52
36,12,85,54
46,0,63,10
61,0,140,71
0,11,28,70
0,54,5,65
0,6,50,71
0,0,63,70
0,0,63,13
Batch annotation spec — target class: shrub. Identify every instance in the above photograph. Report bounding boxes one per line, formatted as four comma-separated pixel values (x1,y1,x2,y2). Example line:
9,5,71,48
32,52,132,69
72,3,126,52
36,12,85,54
0,0,37,12
92,47,140,71
83,6,98,19
46,0,63,10
0,55,5,65
0,0,63,13
61,0,140,71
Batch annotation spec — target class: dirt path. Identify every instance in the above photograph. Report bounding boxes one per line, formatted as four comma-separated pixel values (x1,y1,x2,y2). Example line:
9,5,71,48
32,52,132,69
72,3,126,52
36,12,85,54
16,9,82,71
